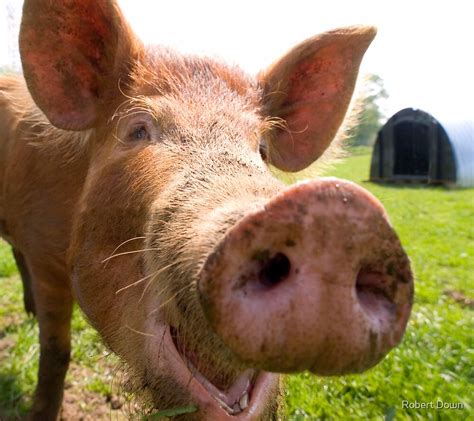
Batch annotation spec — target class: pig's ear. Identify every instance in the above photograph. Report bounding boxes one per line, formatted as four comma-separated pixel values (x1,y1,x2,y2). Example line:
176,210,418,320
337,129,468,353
19,0,141,130
259,26,376,172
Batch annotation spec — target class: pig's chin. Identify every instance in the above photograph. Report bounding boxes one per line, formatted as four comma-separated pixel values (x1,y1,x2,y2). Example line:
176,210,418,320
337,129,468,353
144,319,280,419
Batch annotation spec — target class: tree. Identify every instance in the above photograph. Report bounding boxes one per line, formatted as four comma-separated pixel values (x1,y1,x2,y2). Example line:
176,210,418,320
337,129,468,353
2,0,22,73
0,65,17,74
347,74,388,146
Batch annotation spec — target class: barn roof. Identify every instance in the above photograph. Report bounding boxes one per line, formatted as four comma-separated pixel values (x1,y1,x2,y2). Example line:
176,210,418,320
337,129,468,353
436,117,474,187
371,107,474,187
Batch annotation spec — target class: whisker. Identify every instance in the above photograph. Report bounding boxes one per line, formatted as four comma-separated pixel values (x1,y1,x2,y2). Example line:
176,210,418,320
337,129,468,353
156,284,191,311
124,324,155,338
139,254,197,302
102,248,160,264
117,260,179,295
139,269,168,303
115,271,157,294
109,236,147,258
145,284,174,317
157,325,167,365
145,282,192,316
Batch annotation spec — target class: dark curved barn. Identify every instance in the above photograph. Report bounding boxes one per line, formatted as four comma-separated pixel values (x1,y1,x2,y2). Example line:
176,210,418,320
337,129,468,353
370,108,474,187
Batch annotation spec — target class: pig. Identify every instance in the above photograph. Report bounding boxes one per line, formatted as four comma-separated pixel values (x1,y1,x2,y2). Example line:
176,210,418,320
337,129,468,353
0,0,414,419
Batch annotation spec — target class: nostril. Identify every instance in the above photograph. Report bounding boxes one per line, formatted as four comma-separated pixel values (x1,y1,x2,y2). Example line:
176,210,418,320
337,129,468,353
356,269,394,309
258,252,291,287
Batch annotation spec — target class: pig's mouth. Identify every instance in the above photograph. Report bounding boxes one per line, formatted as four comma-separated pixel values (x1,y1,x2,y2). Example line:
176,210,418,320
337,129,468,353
168,325,278,417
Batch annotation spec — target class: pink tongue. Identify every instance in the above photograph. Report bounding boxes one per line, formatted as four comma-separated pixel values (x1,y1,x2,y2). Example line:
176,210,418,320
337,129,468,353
193,367,254,406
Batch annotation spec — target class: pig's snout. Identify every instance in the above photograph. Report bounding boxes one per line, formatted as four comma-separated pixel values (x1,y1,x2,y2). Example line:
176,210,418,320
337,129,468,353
198,178,413,375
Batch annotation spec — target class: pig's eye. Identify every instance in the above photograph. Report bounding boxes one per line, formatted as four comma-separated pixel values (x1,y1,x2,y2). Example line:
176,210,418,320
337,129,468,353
128,124,150,142
259,140,268,161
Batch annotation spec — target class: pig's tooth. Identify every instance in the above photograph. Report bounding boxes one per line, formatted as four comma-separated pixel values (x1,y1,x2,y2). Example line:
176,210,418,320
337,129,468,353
239,392,249,409
214,396,233,412
232,403,242,414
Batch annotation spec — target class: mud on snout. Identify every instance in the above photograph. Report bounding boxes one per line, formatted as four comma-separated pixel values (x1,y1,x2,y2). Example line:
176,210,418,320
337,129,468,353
198,177,414,376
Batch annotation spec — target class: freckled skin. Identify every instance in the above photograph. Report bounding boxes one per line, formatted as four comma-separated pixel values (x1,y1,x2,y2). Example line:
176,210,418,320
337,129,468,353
0,1,413,420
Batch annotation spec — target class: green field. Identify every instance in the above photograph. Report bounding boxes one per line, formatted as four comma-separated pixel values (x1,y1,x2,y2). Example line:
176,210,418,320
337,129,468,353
0,148,472,420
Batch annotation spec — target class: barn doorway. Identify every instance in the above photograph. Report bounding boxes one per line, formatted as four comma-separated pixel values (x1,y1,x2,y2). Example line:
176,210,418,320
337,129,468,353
393,121,430,177
371,108,470,186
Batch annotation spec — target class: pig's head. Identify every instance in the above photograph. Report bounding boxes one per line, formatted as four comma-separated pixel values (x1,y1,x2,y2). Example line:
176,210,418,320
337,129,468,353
20,0,413,419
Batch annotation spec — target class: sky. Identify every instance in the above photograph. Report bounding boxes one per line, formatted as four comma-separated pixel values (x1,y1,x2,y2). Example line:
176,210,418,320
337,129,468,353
1,0,473,122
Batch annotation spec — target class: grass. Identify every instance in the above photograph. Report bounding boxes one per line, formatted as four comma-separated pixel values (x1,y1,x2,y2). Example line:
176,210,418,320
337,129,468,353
0,147,472,420
285,148,473,420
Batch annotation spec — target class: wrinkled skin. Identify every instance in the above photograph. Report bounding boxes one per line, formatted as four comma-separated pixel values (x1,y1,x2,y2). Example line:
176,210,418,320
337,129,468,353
0,0,413,420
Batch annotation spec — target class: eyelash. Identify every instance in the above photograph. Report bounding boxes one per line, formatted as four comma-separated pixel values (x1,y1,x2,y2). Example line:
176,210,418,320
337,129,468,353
259,140,268,161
